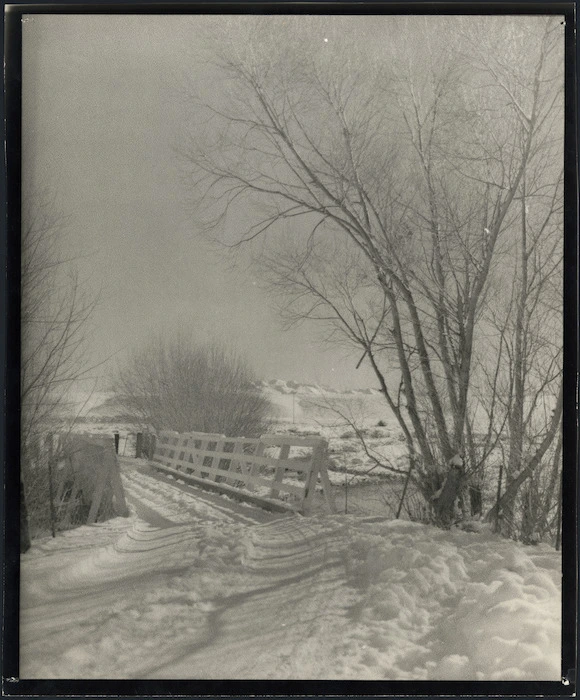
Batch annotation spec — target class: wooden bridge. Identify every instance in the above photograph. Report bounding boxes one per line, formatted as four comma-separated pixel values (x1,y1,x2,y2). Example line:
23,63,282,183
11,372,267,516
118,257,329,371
151,430,335,515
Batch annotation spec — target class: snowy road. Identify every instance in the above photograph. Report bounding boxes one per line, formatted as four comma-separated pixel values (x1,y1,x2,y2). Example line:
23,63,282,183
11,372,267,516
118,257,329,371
21,462,355,679
20,461,562,680
141,517,355,679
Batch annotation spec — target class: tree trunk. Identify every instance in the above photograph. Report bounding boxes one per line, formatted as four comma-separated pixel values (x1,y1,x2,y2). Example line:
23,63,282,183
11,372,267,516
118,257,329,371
494,461,504,533
554,468,562,551
396,457,415,519
486,381,563,526
469,485,482,517
536,432,562,539
504,183,528,536
432,456,464,528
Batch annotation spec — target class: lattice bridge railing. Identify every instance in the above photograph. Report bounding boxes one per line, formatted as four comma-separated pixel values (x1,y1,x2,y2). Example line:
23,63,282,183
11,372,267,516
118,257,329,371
151,430,335,514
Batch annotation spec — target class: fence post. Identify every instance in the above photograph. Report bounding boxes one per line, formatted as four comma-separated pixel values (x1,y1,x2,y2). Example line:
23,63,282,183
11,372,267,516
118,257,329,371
302,441,325,515
106,440,130,517
317,445,336,514
247,442,265,492
136,432,143,459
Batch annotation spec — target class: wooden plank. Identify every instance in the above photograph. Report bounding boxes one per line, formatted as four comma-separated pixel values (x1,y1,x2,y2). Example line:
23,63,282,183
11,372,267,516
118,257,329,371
199,436,214,478
301,441,325,514
220,440,249,487
251,475,304,498
62,450,86,528
247,442,265,492
156,447,314,473
155,454,306,497
225,439,244,487
172,436,205,476
54,456,73,504
270,444,290,498
318,449,336,514
59,475,83,529
178,431,225,441
86,446,107,524
152,463,299,513
186,450,203,477
105,447,129,517
210,440,225,482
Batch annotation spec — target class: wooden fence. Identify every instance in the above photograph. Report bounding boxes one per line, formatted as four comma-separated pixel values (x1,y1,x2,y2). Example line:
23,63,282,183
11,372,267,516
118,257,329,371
22,433,130,543
151,430,335,514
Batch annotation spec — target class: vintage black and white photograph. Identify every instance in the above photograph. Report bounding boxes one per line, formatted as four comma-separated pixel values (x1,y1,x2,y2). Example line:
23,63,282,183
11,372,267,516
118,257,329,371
16,11,569,682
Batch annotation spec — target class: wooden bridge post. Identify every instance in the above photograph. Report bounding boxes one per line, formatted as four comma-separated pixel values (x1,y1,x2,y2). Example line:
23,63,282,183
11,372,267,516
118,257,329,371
302,441,323,515
106,443,129,517
246,442,265,492
318,443,336,514
270,444,290,498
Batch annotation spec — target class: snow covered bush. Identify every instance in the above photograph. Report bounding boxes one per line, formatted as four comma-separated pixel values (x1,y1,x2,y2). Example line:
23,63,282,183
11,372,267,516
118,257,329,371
112,332,272,438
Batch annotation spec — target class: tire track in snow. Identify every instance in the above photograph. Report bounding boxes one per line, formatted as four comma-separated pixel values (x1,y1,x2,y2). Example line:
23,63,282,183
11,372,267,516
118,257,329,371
20,517,247,678
141,517,355,679
121,464,287,527
23,447,365,683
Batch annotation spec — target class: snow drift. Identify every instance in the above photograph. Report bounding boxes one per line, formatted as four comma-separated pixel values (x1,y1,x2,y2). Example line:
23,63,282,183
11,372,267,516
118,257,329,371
20,466,561,681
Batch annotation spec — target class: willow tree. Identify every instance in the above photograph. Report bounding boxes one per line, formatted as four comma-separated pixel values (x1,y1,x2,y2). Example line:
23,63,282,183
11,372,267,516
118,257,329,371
185,16,563,527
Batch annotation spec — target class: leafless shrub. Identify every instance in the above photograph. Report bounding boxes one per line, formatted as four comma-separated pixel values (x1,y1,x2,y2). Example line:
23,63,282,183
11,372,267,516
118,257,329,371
21,189,99,540
112,331,272,438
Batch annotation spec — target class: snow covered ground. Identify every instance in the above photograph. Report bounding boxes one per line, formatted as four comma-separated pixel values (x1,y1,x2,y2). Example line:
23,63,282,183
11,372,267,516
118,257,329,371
20,458,561,681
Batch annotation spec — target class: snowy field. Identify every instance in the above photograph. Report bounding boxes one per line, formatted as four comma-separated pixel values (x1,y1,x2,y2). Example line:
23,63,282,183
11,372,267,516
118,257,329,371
20,457,561,680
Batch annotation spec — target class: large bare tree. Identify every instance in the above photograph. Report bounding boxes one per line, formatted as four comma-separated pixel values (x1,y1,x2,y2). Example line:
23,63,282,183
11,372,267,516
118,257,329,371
184,16,563,530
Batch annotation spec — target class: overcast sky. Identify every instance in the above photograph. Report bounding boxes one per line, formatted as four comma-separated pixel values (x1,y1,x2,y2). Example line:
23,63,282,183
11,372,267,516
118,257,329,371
21,14,562,393
22,14,394,389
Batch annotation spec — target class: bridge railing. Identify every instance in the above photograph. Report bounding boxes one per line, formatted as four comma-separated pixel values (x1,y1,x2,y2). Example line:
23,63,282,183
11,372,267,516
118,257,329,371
151,430,335,514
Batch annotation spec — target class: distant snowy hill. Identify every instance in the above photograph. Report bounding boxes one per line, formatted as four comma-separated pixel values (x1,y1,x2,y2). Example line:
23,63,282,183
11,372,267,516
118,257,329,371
71,379,389,427
256,378,381,397
254,379,388,426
